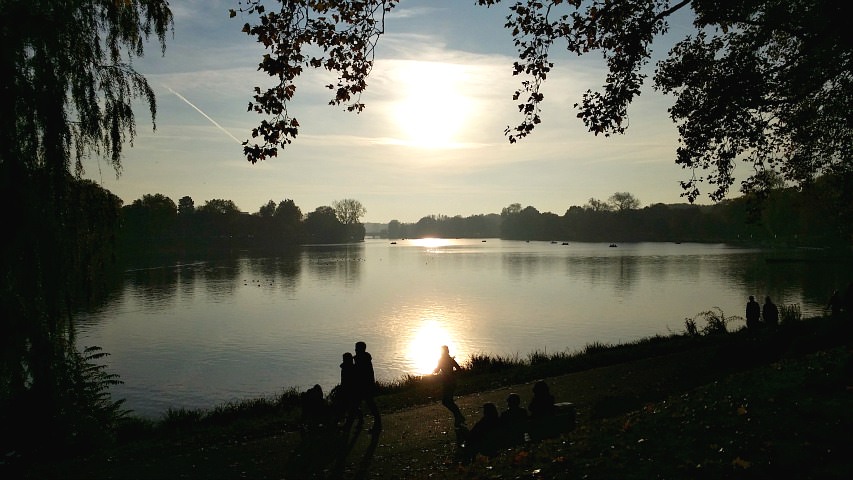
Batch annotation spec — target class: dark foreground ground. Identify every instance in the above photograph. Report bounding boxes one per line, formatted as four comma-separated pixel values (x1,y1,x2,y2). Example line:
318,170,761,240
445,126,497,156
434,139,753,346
24,317,853,479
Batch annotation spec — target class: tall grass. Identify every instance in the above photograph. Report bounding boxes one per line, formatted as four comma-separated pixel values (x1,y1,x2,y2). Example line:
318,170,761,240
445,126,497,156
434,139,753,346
684,307,740,336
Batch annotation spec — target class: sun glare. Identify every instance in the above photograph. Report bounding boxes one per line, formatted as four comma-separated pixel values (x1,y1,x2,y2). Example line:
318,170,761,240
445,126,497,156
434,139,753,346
410,237,453,248
392,61,472,148
408,320,457,374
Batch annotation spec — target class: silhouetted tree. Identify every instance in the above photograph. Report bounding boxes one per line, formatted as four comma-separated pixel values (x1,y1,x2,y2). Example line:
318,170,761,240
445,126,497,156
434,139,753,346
178,196,195,216
304,206,347,243
585,198,613,212
608,192,641,212
0,0,173,462
388,219,402,239
333,198,366,241
197,199,242,245
274,199,304,244
259,199,277,218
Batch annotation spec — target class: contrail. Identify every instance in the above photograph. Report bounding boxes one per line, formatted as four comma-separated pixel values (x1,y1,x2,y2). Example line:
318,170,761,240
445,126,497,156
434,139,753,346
165,86,242,144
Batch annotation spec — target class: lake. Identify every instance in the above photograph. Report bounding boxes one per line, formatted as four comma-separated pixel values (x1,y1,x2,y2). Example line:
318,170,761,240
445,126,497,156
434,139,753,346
75,239,850,418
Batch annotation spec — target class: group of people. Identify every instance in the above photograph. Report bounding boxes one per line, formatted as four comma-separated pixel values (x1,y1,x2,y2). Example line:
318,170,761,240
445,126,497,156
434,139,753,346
746,283,853,331
300,341,382,436
745,295,780,330
301,342,574,458
461,380,569,461
337,341,382,434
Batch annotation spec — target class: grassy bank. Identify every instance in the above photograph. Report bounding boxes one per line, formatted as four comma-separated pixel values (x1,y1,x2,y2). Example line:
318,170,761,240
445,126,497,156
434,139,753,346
15,313,853,479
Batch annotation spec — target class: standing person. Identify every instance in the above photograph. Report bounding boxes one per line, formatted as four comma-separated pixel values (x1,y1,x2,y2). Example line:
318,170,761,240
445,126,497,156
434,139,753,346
353,341,382,433
746,295,761,330
763,296,779,327
338,352,361,428
434,345,466,427
828,290,842,319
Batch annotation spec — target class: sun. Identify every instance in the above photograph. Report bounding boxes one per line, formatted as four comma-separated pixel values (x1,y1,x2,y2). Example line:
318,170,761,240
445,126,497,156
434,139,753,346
408,320,456,375
392,61,471,148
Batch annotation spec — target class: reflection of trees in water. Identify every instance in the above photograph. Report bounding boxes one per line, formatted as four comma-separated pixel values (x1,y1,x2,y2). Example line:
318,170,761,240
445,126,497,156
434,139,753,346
562,256,641,294
126,266,180,309
501,253,558,279
305,244,365,287
245,251,303,293
178,264,196,300
202,258,241,298
89,251,314,322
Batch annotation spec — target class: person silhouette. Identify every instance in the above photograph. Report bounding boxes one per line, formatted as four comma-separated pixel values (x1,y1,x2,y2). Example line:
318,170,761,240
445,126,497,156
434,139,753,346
500,392,528,446
434,345,466,427
299,384,329,436
463,402,501,461
762,296,779,327
746,295,761,330
528,380,557,441
828,289,842,319
338,352,361,428
353,341,381,433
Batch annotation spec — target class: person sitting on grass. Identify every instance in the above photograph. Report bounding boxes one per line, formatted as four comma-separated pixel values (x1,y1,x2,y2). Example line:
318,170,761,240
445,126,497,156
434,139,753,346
300,384,330,436
462,402,501,462
528,380,557,441
500,392,528,446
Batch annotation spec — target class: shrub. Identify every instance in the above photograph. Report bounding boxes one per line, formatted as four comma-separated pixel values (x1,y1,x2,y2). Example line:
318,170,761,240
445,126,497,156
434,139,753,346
780,303,802,325
685,307,738,336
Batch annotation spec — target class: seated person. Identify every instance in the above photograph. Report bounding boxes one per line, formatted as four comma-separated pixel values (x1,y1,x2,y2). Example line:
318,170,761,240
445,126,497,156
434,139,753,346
463,402,501,461
300,384,330,434
528,380,559,440
500,392,528,446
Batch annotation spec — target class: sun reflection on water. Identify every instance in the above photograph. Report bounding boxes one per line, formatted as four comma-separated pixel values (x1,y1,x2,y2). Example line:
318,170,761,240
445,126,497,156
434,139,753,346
409,237,454,249
407,319,462,375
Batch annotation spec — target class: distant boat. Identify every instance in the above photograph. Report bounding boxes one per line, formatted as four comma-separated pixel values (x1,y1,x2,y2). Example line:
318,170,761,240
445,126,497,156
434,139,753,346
562,242,569,245
390,241,396,245
482,240,487,242
609,243,618,248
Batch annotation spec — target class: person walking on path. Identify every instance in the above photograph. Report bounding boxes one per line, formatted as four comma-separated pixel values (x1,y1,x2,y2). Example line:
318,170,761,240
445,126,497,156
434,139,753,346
434,345,466,428
746,295,761,330
763,296,779,327
353,341,382,433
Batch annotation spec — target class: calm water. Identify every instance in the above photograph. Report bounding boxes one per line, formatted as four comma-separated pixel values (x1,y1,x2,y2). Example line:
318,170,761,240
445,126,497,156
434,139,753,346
75,239,850,418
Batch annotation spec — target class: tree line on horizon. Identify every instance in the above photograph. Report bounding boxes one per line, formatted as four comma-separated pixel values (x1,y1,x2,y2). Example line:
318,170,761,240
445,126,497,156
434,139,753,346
115,174,851,259
119,195,368,256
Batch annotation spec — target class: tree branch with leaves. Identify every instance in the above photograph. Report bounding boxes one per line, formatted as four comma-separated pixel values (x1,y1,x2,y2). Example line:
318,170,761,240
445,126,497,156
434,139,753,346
234,0,852,204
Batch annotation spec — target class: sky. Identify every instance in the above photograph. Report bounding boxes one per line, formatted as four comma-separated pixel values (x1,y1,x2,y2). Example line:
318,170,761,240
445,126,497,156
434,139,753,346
82,0,719,224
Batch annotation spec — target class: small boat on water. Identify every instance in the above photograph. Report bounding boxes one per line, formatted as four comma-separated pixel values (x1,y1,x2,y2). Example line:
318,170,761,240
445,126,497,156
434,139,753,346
609,243,618,248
